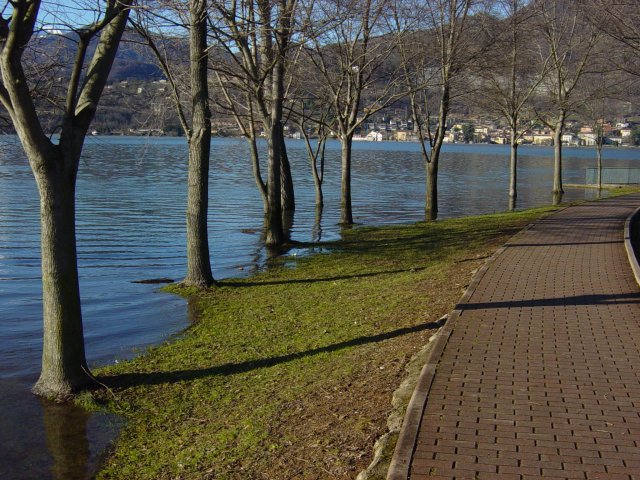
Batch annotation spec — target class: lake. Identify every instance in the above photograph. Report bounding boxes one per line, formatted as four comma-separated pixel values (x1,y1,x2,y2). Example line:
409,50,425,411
0,136,638,478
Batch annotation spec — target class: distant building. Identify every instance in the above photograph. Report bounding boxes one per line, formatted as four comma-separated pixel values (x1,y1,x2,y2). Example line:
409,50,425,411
354,131,385,141
493,134,509,145
395,130,419,142
521,128,553,145
578,132,598,146
562,133,580,146
532,133,553,145
368,131,386,141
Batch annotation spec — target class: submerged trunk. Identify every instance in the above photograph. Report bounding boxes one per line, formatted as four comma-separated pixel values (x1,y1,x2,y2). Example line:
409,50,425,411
280,134,295,213
282,208,294,242
313,204,323,242
552,113,565,196
509,130,518,211
1,0,131,400
32,162,91,400
312,160,324,209
184,1,213,288
596,144,603,191
303,130,325,209
426,158,439,221
265,122,285,246
249,134,268,213
340,134,353,225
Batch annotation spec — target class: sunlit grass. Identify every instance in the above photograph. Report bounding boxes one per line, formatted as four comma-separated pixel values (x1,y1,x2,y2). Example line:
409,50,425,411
93,205,560,479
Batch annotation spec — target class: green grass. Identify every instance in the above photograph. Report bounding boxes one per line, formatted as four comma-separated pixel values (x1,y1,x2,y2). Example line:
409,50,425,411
603,185,640,196
92,206,562,479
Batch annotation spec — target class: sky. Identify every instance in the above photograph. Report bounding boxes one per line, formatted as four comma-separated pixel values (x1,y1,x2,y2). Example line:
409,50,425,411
34,0,109,31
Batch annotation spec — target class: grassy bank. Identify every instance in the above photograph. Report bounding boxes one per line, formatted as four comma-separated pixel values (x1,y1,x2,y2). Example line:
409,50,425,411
92,206,560,479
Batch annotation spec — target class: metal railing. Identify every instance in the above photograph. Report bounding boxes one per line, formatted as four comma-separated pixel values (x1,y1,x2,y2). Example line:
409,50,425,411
586,168,640,185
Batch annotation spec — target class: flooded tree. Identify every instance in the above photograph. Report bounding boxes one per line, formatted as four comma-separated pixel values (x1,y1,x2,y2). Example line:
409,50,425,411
291,98,331,210
532,0,601,203
394,0,477,221
210,0,298,246
132,0,215,288
476,0,551,210
0,0,132,399
300,0,403,225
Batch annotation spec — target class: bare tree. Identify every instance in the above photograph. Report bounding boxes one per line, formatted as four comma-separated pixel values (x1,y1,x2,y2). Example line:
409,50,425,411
0,0,132,399
291,97,331,209
210,0,297,246
300,0,404,225
476,0,550,210
532,0,600,203
578,72,609,190
394,0,477,221
132,0,215,288
587,0,640,77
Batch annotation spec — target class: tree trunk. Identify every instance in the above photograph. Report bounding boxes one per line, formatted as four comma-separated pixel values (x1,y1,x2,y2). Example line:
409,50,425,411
596,144,603,191
184,0,213,288
425,79,449,222
426,158,439,221
552,114,565,196
265,122,285,246
313,204,323,242
263,30,286,247
311,141,324,209
340,134,354,225
185,131,213,287
313,173,323,209
303,129,325,209
248,134,268,213
32,164,91,400
280,134,295,213
0,0,131,401
509,130,518,211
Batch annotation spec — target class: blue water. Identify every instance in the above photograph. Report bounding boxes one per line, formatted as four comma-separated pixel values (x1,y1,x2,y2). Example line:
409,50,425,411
0,135,638,478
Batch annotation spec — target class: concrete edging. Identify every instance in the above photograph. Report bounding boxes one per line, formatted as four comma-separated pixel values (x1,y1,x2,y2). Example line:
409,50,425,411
624,206,640,287
385,224,535,480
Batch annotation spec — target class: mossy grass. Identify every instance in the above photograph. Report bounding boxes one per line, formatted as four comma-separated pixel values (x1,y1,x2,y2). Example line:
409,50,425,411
93,204,583,479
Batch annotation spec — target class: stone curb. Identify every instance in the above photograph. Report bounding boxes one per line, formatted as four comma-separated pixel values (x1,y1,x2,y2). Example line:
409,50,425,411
624,206,640,287
385,223,536,480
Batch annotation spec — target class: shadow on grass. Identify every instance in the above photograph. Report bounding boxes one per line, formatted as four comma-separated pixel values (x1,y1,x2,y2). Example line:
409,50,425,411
220,266,429,287
100,320,441,389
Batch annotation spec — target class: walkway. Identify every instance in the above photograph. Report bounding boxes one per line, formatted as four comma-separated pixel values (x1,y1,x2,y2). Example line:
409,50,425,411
389,194,640,480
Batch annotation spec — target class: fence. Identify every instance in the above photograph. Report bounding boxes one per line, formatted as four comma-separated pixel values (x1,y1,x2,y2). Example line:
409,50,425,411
586,168,640,185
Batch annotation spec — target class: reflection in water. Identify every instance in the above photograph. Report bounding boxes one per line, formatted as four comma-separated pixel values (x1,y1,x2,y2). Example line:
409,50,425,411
41,399,90,480
187,297,203,324
0,380,122,480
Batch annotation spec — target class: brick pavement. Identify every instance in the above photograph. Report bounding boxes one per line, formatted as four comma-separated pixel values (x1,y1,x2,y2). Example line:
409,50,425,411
391,195,640,480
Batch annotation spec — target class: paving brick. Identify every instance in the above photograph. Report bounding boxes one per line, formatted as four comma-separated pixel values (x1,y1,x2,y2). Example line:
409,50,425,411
404,196,640,479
